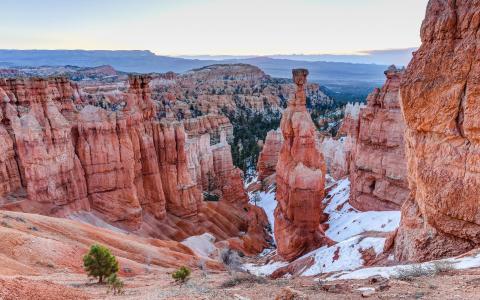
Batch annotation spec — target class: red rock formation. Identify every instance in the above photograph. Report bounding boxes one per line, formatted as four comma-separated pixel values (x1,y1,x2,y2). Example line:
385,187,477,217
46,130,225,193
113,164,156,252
257,129,351,185
126,76,167,220
154,121,202,218
348,66,409,211
274,69,329,261
0,108,22,198
257,129,283,182
338,103,363,137
0,78,89,216
211,132,248,204
394,0,480,261
75,75,168,229
150,64,332,118
0,74,270,255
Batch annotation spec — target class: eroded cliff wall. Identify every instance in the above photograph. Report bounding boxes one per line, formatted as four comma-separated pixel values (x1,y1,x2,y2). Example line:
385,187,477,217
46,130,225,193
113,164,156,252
0,75,269,253
394,0,480,261
348,67,409,211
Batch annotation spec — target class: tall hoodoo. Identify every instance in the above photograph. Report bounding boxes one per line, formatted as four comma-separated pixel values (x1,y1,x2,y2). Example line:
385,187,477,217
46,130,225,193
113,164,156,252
394,0,480,261
274,69,329,261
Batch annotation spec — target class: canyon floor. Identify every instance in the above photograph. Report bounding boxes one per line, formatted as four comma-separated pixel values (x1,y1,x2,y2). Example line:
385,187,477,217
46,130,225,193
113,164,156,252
2,267,480,300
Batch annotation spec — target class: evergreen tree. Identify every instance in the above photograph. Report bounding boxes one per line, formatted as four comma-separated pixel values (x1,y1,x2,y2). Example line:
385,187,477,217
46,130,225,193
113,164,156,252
83,244,119,283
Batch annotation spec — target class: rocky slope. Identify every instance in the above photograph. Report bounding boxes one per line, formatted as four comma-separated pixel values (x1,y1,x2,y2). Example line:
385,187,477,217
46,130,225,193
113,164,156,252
393,0,480,262
346,66,409,211
0,210,220,277
274,69,330,261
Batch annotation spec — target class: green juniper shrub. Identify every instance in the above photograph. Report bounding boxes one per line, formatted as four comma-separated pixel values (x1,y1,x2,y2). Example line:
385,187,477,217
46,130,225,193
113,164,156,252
83,244,119,284
107,273,125,295
172,266,191,283
203,191,220,202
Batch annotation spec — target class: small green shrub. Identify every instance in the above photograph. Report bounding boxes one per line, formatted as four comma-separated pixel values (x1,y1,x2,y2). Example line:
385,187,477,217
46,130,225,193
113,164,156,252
172,266,191,283
107,273,125,295
83,244,119,283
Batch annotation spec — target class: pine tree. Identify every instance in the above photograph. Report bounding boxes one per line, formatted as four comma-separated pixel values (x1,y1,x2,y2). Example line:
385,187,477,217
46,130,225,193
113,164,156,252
83,244,119,283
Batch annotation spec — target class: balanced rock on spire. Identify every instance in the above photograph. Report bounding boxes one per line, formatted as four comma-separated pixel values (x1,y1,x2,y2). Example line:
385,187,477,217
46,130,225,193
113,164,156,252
274,69,331,261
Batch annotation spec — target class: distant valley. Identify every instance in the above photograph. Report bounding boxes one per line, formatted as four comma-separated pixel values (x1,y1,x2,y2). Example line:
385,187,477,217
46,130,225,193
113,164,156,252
0,49,396,103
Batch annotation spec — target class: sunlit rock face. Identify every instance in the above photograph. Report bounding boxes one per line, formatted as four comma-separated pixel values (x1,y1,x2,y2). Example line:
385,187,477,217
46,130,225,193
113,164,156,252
274,69,330,261
347,66,409,212
394,0,480,262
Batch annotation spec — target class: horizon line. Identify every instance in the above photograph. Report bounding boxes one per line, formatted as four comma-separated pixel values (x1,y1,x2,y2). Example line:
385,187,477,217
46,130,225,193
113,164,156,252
0,47,419,57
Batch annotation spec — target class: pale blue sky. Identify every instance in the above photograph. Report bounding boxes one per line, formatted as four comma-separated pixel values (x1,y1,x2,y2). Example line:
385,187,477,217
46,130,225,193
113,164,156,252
1,0,429,55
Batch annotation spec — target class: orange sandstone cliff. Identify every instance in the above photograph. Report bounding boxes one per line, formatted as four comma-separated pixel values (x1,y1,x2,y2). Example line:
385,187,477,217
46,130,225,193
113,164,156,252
0,75,269,255
394,0,480,261
348,66,409,211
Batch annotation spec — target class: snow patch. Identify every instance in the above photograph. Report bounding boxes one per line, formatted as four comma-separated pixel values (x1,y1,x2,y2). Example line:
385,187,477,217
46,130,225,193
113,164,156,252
284,178,401,277
181,233,217,258
301,236,386,276
245,176,402,278
244,261,288,276
327,251,480,281
248,186,277,241
324,178,400,242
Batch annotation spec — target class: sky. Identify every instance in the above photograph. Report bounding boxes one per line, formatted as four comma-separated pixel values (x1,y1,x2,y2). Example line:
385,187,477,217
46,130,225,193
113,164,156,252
0,0,430,56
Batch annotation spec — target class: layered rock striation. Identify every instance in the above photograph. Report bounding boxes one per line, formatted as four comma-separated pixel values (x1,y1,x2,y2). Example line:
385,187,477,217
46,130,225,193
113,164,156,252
0,77,89,216
274,69,329,261
345,66,409,211
150,64,332,118
394,0,480,261
0,75,269,254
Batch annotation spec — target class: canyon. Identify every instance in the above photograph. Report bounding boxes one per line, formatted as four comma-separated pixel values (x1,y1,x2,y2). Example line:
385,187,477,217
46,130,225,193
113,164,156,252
4,1,480,298
0,72,270,258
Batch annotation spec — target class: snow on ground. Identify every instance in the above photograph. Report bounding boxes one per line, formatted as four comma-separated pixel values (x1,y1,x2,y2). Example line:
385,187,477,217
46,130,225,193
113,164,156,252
327,251,480,281
248,185,277,241
301,236,386,276
293,178,401,276
250,190,277,234
245,176,403,278
181,233,217,259
324,178,400,242
244,261,288,276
